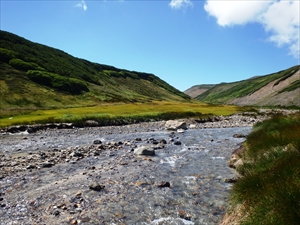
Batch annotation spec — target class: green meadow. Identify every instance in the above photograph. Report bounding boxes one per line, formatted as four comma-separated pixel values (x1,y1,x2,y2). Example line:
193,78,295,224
0,101,248,127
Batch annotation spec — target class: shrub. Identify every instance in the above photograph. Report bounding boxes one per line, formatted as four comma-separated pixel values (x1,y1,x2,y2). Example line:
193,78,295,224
26,70,89,94
9,58,44,71
0,48,18,62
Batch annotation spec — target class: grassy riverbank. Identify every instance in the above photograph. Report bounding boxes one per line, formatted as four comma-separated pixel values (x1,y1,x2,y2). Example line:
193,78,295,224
0,101,249,127
227,112,300,225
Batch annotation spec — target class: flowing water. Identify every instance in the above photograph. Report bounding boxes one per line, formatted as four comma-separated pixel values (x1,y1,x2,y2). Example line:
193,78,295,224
0,125,251,225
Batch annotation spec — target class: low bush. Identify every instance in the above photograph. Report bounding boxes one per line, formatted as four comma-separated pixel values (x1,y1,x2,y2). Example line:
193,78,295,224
26,70,89,94
9,58,44,71
0,48,18,62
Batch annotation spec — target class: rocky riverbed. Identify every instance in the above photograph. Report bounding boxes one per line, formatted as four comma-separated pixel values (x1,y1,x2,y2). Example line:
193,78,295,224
0,114,272,225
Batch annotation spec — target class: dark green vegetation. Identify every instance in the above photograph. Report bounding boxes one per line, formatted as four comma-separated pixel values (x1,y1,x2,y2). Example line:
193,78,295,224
0,30,189,111
230,113,300,225
26,70,88,94
195,65,300,107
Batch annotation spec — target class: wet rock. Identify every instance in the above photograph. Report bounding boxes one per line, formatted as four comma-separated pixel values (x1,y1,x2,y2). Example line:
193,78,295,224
26,164,36,169
233,134,246,138
156,181,171,188
89,181,105,191
178,210,191,220
151,143,165,150
224,177,238,183
70,150,84,158
165,120,187,131
93,140,102,144
27,128,35,133
39,161,54,168
174,141,182,145
52,210,60,216
177,129,185,133
133,146,155,156
85,120,99,127
160,139,167,144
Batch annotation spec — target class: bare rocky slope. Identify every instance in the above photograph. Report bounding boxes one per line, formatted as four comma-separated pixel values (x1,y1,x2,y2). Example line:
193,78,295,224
184,84,215,98
188,66,300,107
229,69,299,106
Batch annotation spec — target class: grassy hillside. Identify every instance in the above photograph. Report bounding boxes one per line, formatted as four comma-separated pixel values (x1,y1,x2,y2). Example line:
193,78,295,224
196,65,300,107
0,30,189,111
223,112,300,225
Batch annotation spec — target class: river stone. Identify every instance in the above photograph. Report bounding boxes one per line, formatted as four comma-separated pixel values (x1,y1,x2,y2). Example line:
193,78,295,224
89,181,105,191
233,133,246,138
70,150,84,158
85,120,99,126
165,120,187,131
156,181,171,188
93,140,102,144
39,161,54,168
174,141,182,145
134,146,155,156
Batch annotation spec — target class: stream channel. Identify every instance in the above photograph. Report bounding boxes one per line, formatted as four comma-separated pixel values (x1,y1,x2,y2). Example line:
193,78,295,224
0,124,251,225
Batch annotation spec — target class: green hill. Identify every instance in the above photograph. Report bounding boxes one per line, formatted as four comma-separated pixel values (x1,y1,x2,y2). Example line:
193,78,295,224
195,65,300,107
0,30,189,110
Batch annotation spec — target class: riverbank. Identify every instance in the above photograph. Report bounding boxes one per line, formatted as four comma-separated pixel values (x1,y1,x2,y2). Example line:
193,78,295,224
221,111,300,225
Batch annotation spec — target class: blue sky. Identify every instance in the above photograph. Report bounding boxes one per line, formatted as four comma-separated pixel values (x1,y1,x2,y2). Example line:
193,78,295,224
1,0,299,91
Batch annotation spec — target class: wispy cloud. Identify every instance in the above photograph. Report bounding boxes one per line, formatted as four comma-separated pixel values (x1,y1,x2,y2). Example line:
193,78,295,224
204,0,300,58
169,0,193,10
75,0,87,11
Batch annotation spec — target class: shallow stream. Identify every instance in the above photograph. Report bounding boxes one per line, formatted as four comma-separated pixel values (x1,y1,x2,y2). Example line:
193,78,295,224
0,126,251,225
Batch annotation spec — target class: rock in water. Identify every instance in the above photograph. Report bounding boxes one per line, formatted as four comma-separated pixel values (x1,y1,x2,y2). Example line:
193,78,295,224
165,120,187,131
134,146,155,156
89,182,105,191
156,181,171,188
93,140,102,144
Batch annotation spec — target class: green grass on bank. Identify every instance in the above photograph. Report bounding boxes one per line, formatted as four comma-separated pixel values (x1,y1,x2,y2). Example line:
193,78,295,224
0,101,250,127
230,112,300,225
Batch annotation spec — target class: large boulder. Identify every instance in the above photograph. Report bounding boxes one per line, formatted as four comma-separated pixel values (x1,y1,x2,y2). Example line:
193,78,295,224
165,120,187,131
134,146,155,156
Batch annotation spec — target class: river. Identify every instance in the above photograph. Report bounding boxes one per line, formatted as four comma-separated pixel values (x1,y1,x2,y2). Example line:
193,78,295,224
0,123,251,225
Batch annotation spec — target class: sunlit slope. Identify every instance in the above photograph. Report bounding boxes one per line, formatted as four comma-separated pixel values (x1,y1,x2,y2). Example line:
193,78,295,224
0,30,190,109
196,65,300,107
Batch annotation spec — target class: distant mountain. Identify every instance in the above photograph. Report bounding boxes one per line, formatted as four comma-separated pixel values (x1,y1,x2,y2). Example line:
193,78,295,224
0,30,190,109
184,84,215,98
194,65,300,107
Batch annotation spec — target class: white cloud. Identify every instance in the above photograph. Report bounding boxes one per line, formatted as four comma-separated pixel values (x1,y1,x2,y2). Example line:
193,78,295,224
169,0,193,9
204,0,300,58
75,0,87,11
